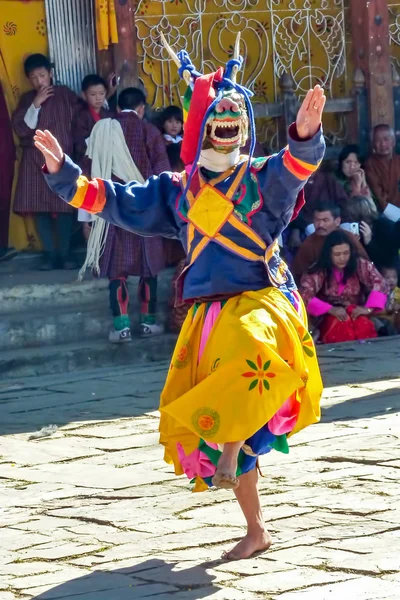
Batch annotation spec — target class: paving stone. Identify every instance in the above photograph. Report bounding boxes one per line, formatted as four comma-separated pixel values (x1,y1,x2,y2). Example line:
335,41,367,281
10,567,91,591
277,575,398,599
234,568,356,594
0,561,63,578
267,544,398,574
16,542,109,562
1,344,399,598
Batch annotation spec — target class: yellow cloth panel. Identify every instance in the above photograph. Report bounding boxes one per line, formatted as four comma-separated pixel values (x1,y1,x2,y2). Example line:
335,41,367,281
159,288,322,472
134,1,350,145
187,185,234,238
0,0,48,250
95,0,118,51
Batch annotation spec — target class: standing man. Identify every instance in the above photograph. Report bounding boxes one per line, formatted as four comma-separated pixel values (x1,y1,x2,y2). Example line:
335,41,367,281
12,54,78,269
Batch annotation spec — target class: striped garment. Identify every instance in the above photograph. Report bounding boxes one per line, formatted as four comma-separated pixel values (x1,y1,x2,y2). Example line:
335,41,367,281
99,112,171,278
12,85,79,214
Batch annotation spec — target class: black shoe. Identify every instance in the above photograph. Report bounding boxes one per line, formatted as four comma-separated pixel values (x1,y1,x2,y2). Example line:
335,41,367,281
38,253,53,271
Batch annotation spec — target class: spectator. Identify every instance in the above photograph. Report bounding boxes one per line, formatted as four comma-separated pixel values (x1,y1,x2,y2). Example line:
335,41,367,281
291,201,368,282
365,124,400,221
87,87,171,342
287,168,349,253
72,74,113,239
12,54,79,270
73,74,112,166
300,230,387,344
336,144,373,206
372,264,400,336
157,105,183,145
343,195,400,268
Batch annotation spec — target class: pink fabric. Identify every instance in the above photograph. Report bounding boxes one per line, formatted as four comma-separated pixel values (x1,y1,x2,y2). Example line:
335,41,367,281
198,302,222,363
176,442,218,479
307,296,333,317
333,268,346,295
269,394,301,436
365,290,387,310
292,290,301,315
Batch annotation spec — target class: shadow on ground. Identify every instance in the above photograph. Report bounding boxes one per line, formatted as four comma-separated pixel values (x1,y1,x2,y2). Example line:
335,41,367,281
1,337,399,436
322,387,400,423
30,558,222,600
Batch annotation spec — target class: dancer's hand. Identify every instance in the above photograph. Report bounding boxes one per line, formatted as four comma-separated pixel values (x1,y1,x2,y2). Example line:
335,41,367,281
34,129,64,174
296,85,326,139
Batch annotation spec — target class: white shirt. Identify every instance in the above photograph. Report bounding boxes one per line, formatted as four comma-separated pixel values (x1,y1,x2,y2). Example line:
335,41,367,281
24,104,41,129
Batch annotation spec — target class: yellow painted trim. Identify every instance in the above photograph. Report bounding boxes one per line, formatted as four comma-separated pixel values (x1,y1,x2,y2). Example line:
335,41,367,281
227,215,267,250
215,233,263,262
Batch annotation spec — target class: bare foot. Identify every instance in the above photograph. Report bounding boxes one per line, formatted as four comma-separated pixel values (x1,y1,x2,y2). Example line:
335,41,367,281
222,530,272,560
212,470,239,490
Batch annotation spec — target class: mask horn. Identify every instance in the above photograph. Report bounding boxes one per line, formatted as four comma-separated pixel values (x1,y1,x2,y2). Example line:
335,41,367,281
160,32,191,85
231,32,241,83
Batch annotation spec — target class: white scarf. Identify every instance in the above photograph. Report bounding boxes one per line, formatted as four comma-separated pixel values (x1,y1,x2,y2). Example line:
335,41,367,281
78,118,145,280
199,147,240,172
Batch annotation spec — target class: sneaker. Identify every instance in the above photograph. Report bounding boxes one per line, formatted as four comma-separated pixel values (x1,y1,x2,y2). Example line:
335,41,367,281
109,327,132,344
140,322,164,337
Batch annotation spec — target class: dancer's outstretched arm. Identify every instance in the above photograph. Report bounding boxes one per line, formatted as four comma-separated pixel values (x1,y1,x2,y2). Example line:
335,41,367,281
35,129,181,239
256,85,326,237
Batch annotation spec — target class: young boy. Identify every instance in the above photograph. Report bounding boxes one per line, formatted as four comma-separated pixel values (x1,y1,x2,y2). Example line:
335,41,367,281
12,54,78,270
72,74,112,236
73,74,111,166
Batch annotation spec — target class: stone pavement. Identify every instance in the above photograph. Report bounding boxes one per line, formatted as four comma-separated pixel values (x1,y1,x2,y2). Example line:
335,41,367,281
0,337,399,600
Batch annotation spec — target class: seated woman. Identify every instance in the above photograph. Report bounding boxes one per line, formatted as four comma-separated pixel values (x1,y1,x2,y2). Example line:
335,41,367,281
336,145,374,218
300,230,388,344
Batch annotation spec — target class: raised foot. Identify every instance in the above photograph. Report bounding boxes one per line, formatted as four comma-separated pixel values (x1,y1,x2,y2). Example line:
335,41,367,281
211,470,239,490
222,531,272,561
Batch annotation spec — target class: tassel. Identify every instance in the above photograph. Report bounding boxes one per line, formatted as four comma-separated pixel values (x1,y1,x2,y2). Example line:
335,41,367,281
78,216,109,281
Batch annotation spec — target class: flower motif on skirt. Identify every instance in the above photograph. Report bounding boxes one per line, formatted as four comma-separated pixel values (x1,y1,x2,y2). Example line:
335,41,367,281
192,407,220,438
242,354,276,394
173,341,191,369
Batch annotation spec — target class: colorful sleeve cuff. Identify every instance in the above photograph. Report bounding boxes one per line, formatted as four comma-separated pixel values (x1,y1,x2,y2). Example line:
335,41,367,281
69,176,107,213
283,124,323,181
365,290,387,311
307,297,333,317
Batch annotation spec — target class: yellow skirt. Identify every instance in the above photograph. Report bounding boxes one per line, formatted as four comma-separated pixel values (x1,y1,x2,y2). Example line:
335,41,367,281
159,287,322,491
